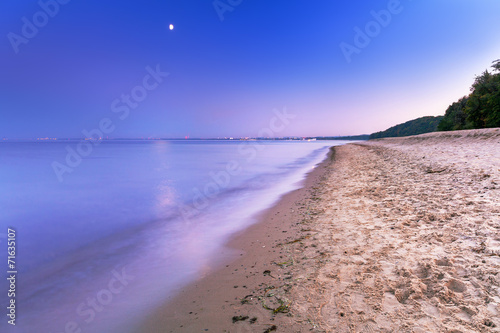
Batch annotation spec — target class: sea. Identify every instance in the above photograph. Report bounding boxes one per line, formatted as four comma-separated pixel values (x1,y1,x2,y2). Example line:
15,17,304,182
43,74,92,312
0,139,346,333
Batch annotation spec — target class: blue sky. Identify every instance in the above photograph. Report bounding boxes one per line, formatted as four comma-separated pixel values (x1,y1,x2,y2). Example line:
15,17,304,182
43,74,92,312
1,0,500,138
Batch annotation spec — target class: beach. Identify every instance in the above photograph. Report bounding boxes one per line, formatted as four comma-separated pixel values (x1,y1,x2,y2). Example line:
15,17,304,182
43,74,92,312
142,128,500,332
1,140,340,333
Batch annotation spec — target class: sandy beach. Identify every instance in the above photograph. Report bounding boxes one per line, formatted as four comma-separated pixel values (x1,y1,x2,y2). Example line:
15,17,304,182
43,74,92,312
142,128,500,332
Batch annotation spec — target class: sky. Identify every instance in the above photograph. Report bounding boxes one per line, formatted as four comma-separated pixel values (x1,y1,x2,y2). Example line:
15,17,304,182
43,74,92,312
1,0,500,139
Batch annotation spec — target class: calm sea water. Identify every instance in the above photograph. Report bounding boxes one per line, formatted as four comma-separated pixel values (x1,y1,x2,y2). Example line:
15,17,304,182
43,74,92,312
0,140,345,333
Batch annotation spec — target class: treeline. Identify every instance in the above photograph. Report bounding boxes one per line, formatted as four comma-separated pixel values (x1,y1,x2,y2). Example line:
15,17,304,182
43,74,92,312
370,116,443,139
438,60,500,131
369,59,500,139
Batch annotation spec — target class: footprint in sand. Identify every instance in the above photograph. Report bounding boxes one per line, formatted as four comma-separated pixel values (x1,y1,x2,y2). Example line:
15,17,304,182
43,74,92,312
356,319,379,333
446,279,467,293
435,257,453,267
395,288,411,304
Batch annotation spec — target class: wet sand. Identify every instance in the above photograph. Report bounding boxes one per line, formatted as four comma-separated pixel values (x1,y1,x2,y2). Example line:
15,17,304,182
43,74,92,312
142,128,500,332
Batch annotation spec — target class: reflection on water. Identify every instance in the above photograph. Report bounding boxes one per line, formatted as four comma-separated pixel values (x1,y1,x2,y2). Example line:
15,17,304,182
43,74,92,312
0,140,345,332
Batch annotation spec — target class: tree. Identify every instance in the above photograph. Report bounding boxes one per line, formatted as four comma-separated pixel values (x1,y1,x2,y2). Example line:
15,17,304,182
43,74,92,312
438,97,469,131
440,59,500,131
465,67,500,128
370,116,444,139
492,59,500,72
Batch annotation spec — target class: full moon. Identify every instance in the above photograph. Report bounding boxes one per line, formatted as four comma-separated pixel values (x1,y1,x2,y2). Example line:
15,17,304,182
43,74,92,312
169,24,174,30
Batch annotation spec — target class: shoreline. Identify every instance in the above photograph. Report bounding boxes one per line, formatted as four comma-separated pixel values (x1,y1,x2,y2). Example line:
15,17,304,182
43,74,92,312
139,147,336,332
140,127,500,332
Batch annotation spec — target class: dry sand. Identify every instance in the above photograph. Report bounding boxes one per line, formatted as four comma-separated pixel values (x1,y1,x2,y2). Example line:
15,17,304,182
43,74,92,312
142,128,500,333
